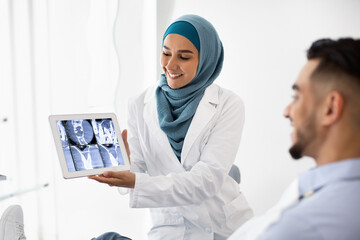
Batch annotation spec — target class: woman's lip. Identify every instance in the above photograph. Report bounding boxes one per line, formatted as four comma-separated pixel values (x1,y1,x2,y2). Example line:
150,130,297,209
167,72,183,79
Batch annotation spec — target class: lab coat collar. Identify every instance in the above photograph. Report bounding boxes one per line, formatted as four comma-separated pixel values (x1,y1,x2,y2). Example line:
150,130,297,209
182,84,219,161
144,84,155,104
203,83,219,105
142,83,219,165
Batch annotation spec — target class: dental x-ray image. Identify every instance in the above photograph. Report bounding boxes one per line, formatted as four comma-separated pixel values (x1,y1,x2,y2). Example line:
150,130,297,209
57,121,76,172
56,118,124,172
92,119,124,167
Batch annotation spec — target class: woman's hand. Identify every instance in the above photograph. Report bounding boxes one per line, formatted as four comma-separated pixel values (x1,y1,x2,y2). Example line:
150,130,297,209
88,129,134,188
89,171,135,188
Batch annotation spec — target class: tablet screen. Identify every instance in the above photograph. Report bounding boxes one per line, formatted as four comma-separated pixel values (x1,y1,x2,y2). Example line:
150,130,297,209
56,118,125,172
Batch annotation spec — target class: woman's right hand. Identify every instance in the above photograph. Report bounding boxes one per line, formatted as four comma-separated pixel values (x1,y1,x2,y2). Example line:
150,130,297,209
88,129,133,188
89,171,135,188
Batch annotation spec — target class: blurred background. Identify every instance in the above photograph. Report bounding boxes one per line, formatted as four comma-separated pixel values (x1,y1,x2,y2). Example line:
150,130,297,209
0,0,359,239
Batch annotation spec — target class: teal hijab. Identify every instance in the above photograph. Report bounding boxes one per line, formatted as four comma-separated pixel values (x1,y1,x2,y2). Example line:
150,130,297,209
155,14,224,161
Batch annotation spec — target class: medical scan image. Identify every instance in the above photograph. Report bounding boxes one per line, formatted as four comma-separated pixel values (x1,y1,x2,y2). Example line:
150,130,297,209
56,118,124,171
92,119,124,167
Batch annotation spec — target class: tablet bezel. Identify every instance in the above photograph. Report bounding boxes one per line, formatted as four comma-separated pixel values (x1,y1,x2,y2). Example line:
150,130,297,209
49,113,130,179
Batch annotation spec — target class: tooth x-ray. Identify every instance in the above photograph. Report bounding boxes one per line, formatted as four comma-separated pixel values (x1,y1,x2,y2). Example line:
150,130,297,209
56,118,124,172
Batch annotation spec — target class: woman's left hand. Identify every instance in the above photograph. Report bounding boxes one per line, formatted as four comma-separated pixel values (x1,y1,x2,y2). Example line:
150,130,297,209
89,171,135,188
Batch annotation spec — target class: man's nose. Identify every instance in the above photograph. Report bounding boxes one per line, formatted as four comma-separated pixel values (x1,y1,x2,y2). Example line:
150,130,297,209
283,104,291,118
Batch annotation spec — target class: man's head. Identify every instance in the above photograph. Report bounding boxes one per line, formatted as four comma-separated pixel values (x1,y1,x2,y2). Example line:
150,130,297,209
284,38,360,163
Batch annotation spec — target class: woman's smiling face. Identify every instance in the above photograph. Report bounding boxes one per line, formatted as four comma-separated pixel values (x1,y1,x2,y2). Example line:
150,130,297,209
160,33,199,89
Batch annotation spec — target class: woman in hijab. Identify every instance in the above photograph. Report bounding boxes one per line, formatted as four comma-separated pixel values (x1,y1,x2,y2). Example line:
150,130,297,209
90,14,253,240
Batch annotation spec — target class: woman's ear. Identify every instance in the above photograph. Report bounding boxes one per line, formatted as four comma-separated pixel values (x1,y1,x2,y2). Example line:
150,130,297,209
321,91,344,126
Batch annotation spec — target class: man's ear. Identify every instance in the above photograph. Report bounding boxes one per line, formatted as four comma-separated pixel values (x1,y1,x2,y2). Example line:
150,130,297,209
321,91,344,126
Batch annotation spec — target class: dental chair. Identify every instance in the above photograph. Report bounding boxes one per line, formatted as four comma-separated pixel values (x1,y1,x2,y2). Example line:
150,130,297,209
229,164,241,184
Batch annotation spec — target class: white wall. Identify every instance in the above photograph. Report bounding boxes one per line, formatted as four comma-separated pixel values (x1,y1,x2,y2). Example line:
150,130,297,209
1,0,360,239
0,0,56,239
1,0,153,239
47,1,153,239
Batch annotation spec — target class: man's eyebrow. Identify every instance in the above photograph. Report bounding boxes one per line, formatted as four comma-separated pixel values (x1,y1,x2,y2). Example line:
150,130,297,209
163,45,194,54
292,84,300,91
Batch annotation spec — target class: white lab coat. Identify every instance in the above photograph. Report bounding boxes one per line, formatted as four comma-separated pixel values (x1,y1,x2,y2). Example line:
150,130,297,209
127,83,253,240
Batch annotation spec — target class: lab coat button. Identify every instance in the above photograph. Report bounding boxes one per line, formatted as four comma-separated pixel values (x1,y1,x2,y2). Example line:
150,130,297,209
205,228,211,233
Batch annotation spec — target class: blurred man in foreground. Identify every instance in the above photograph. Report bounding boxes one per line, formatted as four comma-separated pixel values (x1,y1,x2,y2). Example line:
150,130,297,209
229,38,360,239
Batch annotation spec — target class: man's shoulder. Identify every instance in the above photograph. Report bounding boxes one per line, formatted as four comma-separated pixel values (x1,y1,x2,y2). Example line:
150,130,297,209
296,180,360,223
258,210,321,240
261,181,360,240
304,179,360,210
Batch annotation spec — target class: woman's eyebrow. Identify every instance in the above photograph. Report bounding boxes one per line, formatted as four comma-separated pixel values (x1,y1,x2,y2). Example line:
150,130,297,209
163,45,194,54
178,49,194,54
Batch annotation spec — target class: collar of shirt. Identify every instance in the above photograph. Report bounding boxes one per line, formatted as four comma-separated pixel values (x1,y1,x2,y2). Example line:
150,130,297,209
298,158,360,198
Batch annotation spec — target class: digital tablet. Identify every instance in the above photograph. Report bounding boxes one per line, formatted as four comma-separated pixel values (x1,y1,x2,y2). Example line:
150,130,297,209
49,113,130,179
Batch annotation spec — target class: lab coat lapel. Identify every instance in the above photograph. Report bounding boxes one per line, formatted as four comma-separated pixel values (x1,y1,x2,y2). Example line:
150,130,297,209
181,84,219,161
143,88,181,165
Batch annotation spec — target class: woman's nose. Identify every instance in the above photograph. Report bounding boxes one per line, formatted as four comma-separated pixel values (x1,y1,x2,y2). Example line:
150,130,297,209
166,56,178,70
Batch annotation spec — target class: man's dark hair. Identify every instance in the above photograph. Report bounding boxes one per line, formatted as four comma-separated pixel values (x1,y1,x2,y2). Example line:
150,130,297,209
307,38,360,84
307,38,360,124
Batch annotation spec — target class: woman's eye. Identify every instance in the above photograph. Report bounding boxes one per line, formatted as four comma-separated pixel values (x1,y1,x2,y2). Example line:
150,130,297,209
162,51,170,56
180,56,190,60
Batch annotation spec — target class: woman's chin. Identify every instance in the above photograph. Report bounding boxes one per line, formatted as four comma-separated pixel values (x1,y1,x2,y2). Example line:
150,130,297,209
167,82,182,89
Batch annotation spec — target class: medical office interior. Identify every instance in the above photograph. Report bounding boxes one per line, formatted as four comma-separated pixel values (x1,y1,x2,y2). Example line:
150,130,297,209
0,0,359,239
